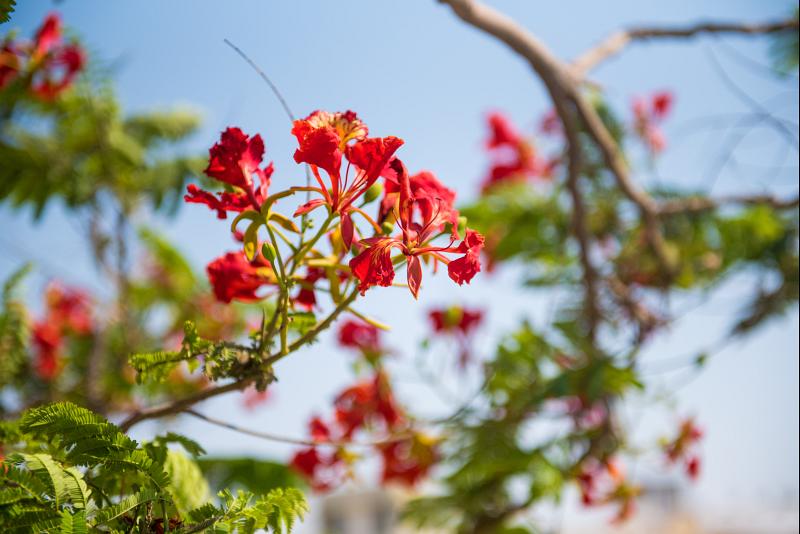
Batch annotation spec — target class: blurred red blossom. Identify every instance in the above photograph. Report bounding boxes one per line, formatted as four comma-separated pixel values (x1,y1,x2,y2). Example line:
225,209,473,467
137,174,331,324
481,111,553,192
577,458,641,524
632,90,674,153
337,318,384,356
0,13,85,99
31,282,94,381
663,417,703,480
428,305,484,367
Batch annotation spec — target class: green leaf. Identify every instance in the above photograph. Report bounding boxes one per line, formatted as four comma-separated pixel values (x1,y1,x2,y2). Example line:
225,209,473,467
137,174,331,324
59,509,88,534
164,449,211,516
90,489,162,525
243,220,261,261
0,0,15,24
269,212,300,233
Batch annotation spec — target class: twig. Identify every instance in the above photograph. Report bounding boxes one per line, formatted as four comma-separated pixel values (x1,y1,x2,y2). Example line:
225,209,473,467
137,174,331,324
223,39,296,122
572,18,799,75
184,409,413,448
120,288,359,432
119,379,252,432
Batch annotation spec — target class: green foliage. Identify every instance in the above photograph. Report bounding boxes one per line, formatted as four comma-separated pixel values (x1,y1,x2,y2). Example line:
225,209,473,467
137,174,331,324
0,0,14,24
130,318,276,391
0,402,306,532
0,264,30,388
186,488,308,534
0,86,205,217
770,8,800,75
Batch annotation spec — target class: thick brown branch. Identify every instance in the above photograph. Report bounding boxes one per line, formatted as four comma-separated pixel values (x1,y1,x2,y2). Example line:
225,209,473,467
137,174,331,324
573,18,800,75
439,0,676,276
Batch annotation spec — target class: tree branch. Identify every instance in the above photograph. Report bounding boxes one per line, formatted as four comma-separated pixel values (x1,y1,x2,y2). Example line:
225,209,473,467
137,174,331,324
118,378,252,433
119,288,360,432
439,0,676,277
572,18,799,75
184,409,413,448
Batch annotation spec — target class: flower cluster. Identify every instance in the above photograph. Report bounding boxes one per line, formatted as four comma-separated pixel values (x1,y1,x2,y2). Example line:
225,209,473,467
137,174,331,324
31,282,93,380
183,109,481,494
662,418,703,480
481,112,555,192
0,13,85,99
631,90,673,153
187,110,485,305
291,110,402,250
290,372,436,491
427,305,483,367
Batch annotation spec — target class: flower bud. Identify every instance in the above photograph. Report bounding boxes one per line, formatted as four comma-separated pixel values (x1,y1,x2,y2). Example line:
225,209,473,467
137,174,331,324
364,182,384,203
261,242,277,263
457,216,468,237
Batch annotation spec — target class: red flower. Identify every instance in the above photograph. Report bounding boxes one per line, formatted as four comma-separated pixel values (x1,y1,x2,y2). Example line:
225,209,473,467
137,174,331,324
685,455,701,480
32,13,63,58
186,128,273,218
291,110,403,249
46,284,93,334
428,306,484,367
378,169,457,229
663,417,703,481
447,230,484,285
289,447,346,492
379,433,437,486
30,44,85,100
348,237,399,292
632,90,674,154
29,282,94,381
350,159,484,298
651,91,673,119
333,372,404,439
206,251,276,303
32,322,63,381
293,267,326,310
0,13,85,99
481,112,549,192
577,458,639,523
184,184,253,219
309,417,331,442
337,319,383,355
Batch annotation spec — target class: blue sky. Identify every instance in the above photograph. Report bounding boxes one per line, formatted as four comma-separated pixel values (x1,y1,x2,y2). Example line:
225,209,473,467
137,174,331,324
2,0,798,527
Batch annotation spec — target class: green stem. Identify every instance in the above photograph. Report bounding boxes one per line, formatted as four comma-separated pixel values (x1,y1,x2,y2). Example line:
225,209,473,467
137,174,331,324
290,213,336,275
264,287,358,366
